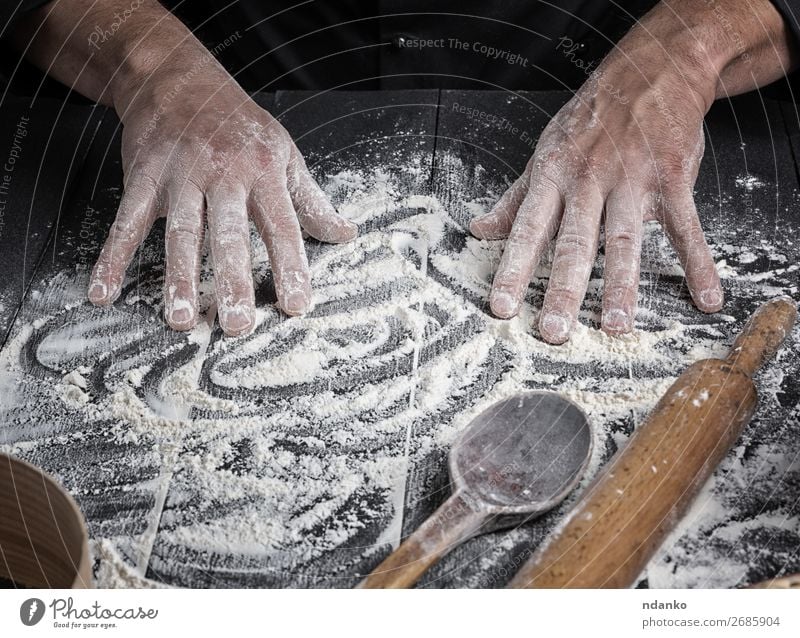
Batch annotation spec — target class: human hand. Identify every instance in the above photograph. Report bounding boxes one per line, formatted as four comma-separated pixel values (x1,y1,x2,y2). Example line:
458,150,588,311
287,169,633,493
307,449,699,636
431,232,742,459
470,0,797,344
471,69,720,343
87,66,356,336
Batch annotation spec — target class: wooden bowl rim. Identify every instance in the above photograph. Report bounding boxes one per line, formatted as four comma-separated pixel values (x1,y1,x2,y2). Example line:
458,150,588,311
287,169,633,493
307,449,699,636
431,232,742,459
0,452,91,588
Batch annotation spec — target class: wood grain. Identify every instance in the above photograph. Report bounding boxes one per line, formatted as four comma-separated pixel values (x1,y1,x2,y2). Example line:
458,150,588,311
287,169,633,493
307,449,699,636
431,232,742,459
359,491,484,588
0,453,91,588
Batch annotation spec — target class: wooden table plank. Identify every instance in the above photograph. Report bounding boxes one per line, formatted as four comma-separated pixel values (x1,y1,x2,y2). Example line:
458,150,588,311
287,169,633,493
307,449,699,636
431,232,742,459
0,98,104,344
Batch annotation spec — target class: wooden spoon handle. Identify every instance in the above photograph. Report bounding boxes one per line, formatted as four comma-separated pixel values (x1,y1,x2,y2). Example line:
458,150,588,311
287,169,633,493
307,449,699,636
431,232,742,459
359,491,485,588
727,296,797,377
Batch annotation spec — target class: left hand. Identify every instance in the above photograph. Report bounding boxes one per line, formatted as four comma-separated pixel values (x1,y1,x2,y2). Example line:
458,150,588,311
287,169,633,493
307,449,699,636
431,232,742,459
87,64,357,336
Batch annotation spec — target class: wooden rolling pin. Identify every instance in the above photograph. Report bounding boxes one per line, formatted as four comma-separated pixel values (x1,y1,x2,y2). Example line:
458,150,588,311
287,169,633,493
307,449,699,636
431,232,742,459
508,296,797,589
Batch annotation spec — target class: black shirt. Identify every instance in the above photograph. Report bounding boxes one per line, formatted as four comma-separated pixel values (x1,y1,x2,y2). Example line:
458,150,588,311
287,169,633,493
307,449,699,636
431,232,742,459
168,0,658,91
2,0,800,93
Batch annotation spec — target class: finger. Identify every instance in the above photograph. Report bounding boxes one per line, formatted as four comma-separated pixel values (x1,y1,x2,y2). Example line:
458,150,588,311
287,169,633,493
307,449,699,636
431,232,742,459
488,178,562,318
250,169,312,316
602,187,645,335
287,147,357,244
470,163,532,240
164,182,205,331
207,181,256,336
88,175,158,305
539,189,605,344
660,185,723,312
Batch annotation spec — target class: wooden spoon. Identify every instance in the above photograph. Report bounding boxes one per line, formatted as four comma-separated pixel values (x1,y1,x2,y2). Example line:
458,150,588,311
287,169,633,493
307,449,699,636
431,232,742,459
360,391,593,588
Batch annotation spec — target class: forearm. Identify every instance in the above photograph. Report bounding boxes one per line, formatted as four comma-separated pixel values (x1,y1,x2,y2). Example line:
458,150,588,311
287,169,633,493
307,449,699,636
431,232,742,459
9,0,233,113
602,0,799,111
704,0,799,96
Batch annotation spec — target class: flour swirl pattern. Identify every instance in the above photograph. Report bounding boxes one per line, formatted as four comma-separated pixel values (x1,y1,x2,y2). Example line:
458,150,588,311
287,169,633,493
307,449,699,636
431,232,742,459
0,164,798,588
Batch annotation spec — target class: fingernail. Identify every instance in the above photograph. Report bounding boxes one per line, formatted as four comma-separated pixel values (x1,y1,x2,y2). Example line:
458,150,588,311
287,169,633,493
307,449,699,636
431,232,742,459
88,282,107,303
284,291,309,316
491,291,518,318
342,220,359,241
699,289,723,311
540,313,571,344
603,308,631,333
221,304,254,335
168,297,194,327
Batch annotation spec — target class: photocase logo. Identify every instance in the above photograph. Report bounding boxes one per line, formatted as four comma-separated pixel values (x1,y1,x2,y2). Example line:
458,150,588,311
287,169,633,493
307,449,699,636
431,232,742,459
20,598,45,626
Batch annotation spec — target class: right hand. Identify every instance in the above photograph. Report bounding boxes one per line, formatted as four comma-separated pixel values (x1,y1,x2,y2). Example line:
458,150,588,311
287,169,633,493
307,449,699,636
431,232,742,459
471,26,725,344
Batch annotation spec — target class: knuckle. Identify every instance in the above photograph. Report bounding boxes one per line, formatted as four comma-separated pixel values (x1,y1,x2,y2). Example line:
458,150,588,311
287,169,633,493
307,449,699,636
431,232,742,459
508,227,540,248
206,178,243,202
166,215,202,239
108,217,143,243
605,228,641,247
556,231,593,252
211,214,247,238
287,146,308,173
603,283,634,300
250,169,287,196
258,206,296,234
658,154,691,186
484,207,514,228
604,256,639,285
124,171,160,197
666,210,703,238
571,158,600,183
274,267,310,288
500,176,527,202
492,270,524,291
530,173,561,198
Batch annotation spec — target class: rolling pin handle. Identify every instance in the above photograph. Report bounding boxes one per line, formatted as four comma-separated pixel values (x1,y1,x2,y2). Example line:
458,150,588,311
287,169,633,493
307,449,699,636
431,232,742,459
726,296,797,377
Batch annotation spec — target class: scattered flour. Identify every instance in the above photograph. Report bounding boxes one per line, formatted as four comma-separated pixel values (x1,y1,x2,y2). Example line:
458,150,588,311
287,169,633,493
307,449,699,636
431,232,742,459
735,174,765,192
0,158,797,589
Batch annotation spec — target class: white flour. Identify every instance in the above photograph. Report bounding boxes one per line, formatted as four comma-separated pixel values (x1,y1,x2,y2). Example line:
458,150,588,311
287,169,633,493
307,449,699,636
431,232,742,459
0,158,797,588
735,174,765,192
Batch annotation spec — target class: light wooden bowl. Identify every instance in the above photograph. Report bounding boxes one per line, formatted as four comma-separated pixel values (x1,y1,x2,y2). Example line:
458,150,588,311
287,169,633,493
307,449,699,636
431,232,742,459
0,453,91,588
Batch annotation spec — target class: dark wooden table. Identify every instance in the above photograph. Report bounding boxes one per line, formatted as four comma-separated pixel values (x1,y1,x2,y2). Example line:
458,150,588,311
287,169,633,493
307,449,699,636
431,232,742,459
0,90,798,588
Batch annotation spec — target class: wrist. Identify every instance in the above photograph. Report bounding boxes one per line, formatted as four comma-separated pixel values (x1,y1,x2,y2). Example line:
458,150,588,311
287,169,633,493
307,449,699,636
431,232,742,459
594,31,717,118
110,37,236,117
606,4,733,115
616,0,798,105
94,3,234,117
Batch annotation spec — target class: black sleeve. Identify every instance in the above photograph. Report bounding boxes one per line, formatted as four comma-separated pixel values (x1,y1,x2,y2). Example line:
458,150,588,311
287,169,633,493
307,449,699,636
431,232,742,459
771,0,800,45
1,1,62,97
0,0,52,39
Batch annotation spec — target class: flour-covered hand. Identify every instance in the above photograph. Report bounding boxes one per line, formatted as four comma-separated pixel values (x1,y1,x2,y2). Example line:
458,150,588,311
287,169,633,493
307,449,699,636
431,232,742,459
470,0,796,344
472,73,719,344
87,60,356,336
